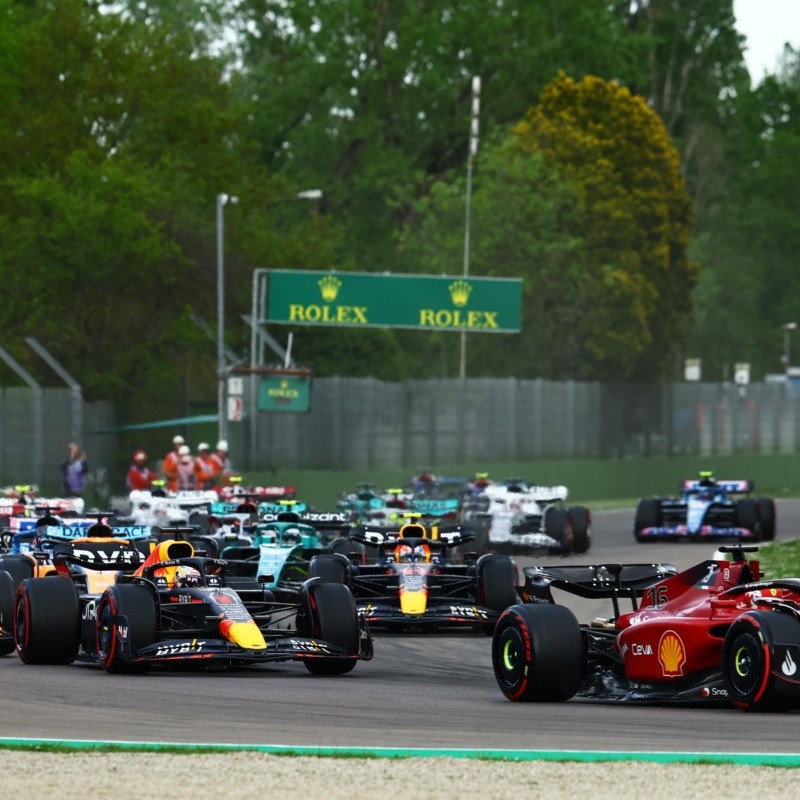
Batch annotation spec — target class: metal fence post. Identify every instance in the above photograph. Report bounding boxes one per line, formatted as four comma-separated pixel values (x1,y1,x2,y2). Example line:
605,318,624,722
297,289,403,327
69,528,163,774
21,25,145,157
0,346,43,486
25,337,83,444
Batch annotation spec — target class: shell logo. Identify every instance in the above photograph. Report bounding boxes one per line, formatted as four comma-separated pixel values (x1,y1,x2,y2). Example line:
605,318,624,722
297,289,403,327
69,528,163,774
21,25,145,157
658,630,686,676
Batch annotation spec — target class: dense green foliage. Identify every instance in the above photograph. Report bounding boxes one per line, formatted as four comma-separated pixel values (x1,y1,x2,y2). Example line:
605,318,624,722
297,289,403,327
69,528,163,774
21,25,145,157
0,0,797,419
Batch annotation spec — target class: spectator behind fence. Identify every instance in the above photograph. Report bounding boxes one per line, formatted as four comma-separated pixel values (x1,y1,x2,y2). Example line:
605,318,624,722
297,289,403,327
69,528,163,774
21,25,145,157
61,442,88,497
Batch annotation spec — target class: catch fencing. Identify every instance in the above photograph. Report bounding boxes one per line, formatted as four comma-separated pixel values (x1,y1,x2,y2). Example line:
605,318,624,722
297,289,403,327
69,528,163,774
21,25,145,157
2,380,799,482
0,387,116,497
249,378,800,471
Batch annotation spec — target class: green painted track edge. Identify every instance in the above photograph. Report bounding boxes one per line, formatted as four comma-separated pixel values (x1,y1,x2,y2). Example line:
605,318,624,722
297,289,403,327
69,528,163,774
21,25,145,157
0,739,799,766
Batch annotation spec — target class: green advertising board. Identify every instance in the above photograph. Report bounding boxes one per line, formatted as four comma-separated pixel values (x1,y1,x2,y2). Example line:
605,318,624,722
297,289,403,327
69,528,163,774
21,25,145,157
265,270,522,333
258,371,311,413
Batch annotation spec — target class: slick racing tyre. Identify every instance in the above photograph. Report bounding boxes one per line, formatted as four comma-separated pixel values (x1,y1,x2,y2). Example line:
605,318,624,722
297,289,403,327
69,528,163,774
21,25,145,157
0,572,15,656
0,555,34,590
96,584,157,674
735,499,760,541
14,577,80,664
477,555,518,616
308,554,350,584
492,603,585,702
757,498,776,541
302,582,359,676
722,611,800,711
543,508,569,555
633,499,662,542
567,507,591,554
329,537,366,564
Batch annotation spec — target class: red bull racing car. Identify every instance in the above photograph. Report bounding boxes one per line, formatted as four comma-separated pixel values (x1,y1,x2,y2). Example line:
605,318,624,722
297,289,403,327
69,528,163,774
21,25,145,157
492,544,800,710
307,520,519,633
6,529,372,675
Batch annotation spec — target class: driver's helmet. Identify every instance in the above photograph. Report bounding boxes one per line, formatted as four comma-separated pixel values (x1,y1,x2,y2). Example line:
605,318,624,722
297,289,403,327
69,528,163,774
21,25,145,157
473,472,491,488
698,471,716,487
394,544,413,562
173,565,202,587
414,543,431,563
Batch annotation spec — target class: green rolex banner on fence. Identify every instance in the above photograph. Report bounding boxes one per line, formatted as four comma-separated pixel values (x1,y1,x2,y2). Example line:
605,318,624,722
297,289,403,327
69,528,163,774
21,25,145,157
265,270,522,333
258,370,311,413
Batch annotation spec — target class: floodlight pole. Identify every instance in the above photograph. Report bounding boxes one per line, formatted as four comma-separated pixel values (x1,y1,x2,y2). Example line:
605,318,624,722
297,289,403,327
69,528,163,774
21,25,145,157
217,192,238,444
459,76,481,380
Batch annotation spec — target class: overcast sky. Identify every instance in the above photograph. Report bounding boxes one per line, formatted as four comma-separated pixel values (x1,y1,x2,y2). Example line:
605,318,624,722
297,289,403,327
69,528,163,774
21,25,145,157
734,0,800,79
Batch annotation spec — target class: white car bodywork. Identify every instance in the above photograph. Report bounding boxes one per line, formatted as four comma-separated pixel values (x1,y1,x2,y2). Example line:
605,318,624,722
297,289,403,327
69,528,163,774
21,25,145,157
476,482,568,547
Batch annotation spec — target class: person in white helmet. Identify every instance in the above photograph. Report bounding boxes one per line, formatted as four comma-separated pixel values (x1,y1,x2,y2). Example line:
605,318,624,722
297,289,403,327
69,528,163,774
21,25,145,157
209,439,233,486
194,442,216,490
162,434,185,489
174,444,196,490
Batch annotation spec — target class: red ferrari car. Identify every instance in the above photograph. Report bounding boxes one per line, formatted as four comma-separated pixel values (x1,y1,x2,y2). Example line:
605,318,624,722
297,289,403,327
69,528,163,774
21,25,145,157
492,545,800,711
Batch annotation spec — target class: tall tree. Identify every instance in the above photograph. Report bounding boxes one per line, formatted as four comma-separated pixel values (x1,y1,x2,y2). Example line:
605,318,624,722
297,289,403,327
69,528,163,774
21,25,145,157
236,0,647,270
0,0,339,416
400,74,697,380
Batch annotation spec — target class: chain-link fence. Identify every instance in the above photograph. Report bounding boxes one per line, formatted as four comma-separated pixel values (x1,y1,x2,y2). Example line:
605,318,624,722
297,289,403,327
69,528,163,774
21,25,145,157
0,386,116,497
248,378,800,470
3,380,798,482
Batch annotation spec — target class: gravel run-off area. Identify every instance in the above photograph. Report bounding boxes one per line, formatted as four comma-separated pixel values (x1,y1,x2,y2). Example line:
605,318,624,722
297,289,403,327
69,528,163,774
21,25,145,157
4,751,800,800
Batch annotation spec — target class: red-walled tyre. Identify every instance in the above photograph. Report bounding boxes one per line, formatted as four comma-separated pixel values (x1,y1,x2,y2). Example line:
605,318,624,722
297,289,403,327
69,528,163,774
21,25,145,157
492,603,585,702
722,611,800,711
96,583,157,674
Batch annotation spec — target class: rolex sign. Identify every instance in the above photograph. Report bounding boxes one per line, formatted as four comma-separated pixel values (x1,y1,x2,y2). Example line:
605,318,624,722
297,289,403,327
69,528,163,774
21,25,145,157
258,371,311,413
264,270,522,333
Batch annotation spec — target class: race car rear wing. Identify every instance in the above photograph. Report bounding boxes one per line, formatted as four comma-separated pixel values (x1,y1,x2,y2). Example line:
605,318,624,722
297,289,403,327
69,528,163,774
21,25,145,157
681,479,753,493
259,510,353,532
354,525,474,549
51,541,144,570
521,562,678,615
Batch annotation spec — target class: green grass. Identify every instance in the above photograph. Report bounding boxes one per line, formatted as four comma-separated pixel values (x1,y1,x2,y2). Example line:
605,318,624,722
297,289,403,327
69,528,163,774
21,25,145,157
755,539,800,579
239,452,800,511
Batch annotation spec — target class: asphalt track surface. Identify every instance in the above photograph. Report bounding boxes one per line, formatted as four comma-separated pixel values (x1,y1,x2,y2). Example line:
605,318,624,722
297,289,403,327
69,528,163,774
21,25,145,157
3,501,800,753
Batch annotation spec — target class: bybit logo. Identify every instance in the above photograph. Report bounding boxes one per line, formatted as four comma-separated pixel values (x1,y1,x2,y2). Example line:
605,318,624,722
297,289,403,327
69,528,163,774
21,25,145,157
318,275,342,302
448,279,472,308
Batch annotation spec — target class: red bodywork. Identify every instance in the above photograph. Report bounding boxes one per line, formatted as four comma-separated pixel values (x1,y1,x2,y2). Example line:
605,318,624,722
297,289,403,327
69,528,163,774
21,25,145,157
616,556,769,683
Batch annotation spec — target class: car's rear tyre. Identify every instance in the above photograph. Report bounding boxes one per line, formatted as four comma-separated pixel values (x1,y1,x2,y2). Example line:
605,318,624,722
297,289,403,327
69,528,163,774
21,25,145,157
633,499,662,542
543,508,569,554
302,582,359,675
329,537,365,563
308,554,349,584
735,499,760,541
14,577,80,664
757,498,776,541
478,555,518,614
722,611,799,711
96,584,157,674
492,603,585,702
0,572,16,656
568,507,591,554
0,555,35,590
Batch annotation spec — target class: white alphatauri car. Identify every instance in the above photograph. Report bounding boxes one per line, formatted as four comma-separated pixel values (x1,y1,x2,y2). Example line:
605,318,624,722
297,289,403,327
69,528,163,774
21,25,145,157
461,479,591,555
116,489,219,528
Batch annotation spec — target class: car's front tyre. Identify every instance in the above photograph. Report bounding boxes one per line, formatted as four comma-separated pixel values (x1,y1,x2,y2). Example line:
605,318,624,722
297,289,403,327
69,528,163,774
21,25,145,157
492,603,585,702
